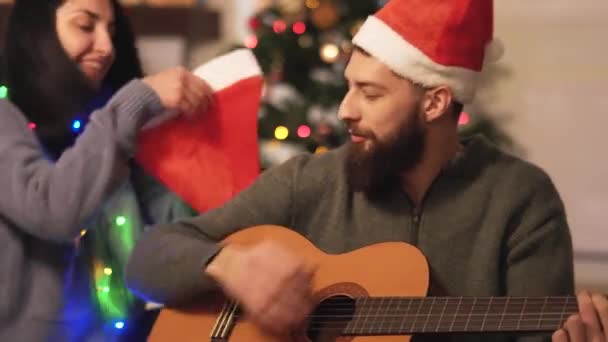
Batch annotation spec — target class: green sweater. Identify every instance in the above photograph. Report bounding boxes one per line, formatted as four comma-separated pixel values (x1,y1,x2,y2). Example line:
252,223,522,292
126,136,574,342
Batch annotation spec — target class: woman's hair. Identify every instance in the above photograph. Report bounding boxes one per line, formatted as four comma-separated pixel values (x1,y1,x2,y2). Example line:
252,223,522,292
0,0,144,155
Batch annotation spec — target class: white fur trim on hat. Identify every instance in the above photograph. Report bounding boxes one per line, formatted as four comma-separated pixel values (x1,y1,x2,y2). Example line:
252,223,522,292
352,16,480,104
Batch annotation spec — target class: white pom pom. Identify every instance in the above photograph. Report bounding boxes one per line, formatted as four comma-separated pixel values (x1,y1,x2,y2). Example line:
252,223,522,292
484,38,505,64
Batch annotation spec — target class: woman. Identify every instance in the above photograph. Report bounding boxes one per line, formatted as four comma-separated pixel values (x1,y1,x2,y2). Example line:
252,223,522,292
0,0,212,340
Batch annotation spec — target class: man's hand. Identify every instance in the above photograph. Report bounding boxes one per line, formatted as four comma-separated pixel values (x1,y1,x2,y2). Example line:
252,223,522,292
205,241,316,337
553,291,608,342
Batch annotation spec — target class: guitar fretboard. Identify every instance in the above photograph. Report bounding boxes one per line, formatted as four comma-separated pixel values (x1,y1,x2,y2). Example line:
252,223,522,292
309,296,578,335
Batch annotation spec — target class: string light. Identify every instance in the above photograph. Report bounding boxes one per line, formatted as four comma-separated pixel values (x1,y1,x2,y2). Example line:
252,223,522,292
297,125,311,138
102,286,110,293
458,112,470,126
22,119,85,133
273,20,287,34
72,120,82,132
315,146,329,154
274,126,289,140
23,119,86,132
115,216,127,226
292,22,306,35
306,0,320,9
244,35,258,49
104,268,113,276
320,43,340,63
0,85,8,99
80,229,87,237
248,17,261,31
114,321,125,330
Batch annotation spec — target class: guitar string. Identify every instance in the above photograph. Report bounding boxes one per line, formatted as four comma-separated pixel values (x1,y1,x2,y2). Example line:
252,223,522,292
224,299,579,310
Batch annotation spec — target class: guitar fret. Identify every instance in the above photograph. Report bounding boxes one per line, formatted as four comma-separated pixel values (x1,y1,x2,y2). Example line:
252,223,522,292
386,297,394,333
464,297,477,331
559,296,570,330
435,297,448,333
538,296,548,329
387,298,396,334
499,296,508,330
421,297,435,332
398,298,413,334
375,297,386,334
392,297,401,333
516,297,528,330
410,298,424,333
370,297,379,334
449,297,462,332
356,297,370,335
344,300,357,335
480,297,493,331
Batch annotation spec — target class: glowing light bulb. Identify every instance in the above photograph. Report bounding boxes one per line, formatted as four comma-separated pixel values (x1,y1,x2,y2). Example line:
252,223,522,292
315,146,329,154
274,126,289,140
306,0,320,9
297,125,311,138
320,44,340,63
72,120,82,132
244,35,258,49
0,85,8,99
458,112,470,126
273,20,287,34
292,22,306,35
115,216,126,226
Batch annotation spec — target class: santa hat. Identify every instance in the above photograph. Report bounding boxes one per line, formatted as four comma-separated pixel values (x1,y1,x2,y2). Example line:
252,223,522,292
352,0,502,104
136,49,263,213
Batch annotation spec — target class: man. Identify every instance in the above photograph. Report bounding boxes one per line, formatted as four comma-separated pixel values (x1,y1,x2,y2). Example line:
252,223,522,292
126,0,607,341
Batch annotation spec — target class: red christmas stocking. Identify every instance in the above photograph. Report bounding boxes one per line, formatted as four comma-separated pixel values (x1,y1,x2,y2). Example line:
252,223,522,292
136,49,262,213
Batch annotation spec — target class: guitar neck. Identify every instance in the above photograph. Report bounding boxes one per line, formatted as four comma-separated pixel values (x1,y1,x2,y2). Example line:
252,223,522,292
335,296,579,335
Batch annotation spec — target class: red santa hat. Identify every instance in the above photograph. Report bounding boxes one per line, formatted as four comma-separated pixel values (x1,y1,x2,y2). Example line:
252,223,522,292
136,49,263,213
352,0,502,104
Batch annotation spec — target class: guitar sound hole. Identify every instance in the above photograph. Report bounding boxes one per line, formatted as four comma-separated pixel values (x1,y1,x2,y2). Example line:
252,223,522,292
306,295,356,342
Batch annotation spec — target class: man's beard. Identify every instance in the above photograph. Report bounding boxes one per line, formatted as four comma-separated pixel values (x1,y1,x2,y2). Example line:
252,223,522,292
345,111,426,197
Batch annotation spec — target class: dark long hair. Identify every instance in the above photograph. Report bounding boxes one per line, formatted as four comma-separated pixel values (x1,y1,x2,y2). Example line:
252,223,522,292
0,0,143,156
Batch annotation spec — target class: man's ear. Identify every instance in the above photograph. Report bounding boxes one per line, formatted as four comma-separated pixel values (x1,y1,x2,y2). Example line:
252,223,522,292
421,86,453,123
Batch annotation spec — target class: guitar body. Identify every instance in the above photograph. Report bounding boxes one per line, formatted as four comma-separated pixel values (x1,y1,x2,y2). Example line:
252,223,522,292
148,225,430,341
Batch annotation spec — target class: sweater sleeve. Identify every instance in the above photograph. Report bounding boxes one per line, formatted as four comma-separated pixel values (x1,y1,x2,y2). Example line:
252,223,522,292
0,80,163,243
505,173,575,342
125,154,307,305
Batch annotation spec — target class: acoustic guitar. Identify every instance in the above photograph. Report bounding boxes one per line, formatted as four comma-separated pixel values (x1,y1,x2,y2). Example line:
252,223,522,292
148,225,580,341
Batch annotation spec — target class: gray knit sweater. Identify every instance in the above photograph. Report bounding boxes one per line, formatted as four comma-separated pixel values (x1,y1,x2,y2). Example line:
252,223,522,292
127,136,575,342
0,80,162,341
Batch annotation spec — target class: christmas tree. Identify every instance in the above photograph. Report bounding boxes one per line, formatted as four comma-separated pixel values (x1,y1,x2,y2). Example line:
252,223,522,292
241,0,516,168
